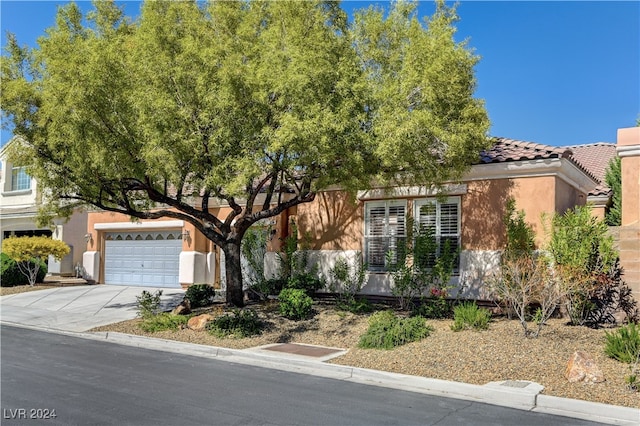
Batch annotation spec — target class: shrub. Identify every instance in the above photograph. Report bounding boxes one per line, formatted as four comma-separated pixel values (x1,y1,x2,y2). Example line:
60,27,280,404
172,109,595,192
136,289,163,318
451,302,491,331
208,309,263,338
185,284,215,308
286,272,324,296
547,205,637,327
278,288,313,320
605,323,640,364
489,255,560,338
412,293,451,319
1,252,47,287
329,254,369,313
3,236,69,285
358,310,433,350
140,313,188,332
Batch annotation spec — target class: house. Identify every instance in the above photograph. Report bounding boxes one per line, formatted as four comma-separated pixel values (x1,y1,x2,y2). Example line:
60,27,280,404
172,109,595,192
82,128,640,301
0,138,88,276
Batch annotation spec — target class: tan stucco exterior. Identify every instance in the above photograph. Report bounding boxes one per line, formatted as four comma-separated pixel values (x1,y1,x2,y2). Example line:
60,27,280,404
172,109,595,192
617,127,640,300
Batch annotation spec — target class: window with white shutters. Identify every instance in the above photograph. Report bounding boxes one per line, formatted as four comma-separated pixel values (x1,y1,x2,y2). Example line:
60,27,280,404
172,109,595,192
364,200,407,271
414,197,461,271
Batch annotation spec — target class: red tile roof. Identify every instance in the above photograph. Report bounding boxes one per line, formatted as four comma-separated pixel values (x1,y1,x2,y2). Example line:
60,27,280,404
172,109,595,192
479,137,615,197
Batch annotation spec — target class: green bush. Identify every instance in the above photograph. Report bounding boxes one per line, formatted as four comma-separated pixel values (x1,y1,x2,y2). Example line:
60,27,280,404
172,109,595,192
136,289,163,318
1,252,47,287
208,309,263,338
451,302,491,331
287,272,324,296
338,297,373,314
139,313,189,332
278,288,314,320
605,323,640,364
358,310,433,350
412,296,451,319
185,284,216,308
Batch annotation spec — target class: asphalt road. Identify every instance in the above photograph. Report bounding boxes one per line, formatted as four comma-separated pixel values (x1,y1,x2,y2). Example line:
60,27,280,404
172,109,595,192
1,325,606,426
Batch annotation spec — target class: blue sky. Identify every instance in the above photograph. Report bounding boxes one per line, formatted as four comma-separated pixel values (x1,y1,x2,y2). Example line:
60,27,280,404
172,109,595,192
1,1,638,148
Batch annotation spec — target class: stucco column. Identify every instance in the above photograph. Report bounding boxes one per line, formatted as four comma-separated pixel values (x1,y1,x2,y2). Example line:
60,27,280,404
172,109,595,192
616,127,640,301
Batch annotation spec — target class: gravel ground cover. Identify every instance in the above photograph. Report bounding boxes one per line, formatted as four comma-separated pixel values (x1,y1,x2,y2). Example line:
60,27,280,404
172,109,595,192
92,301,640,409
0,284,59,296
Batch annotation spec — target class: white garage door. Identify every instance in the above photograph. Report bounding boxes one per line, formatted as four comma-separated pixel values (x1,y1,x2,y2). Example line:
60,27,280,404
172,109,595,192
104,231,182,288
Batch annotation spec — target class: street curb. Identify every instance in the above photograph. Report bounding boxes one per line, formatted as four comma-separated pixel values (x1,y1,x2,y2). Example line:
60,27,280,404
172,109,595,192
2,321,639,425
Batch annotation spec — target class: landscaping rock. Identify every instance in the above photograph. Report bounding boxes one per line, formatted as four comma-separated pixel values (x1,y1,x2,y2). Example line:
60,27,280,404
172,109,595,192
172,299,191,315
565,350,605,383
187,314,213,331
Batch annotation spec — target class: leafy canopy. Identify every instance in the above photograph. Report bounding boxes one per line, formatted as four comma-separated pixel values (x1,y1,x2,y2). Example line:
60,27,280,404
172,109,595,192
1,0,489,305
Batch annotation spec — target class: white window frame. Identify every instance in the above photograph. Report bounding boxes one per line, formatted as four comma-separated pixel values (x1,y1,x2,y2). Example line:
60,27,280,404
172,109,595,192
413,196,461,271
364,200,407,272
10,166,31,191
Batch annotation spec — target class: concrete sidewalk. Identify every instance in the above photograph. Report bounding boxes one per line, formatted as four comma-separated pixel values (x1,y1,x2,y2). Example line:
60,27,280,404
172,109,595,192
0,285,184,332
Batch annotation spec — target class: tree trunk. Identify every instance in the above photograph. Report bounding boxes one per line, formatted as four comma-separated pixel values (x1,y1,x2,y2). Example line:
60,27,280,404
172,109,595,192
223,241,245,307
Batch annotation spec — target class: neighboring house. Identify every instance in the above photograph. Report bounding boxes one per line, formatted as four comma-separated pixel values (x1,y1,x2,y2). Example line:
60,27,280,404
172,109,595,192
0,138,88,276
83,131,640,301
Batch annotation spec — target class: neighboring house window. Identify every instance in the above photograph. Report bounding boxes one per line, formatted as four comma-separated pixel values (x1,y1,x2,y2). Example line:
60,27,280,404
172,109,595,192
11,166,30,191
364,200,407,271
414,197,461,270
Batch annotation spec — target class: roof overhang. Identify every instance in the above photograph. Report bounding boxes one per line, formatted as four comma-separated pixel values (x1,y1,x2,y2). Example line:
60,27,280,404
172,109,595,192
464,158,598,195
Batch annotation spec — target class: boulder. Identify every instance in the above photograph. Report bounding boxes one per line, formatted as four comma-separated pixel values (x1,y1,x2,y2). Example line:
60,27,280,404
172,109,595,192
171,299,191,315
565,351,605,383
187,314,213,331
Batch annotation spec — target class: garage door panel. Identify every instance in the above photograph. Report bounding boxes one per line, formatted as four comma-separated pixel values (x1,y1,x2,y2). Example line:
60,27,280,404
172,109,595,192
104,231,181,288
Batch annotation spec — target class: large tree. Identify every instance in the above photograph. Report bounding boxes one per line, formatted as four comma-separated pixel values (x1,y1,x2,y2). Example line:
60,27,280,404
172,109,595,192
1,0,489,306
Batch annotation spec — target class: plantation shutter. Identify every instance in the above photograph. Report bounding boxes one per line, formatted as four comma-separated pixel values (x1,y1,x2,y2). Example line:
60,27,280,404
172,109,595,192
414,197,461,270
365,201,406,271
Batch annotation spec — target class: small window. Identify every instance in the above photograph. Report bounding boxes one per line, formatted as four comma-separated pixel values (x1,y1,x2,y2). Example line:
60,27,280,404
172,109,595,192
414,197,461,271
11,166,30,191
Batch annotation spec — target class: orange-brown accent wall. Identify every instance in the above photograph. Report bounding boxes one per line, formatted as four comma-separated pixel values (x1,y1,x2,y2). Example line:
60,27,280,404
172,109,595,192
296,191,363,251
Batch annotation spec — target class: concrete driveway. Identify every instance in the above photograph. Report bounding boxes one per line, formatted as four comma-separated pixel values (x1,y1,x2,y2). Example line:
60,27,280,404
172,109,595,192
0,285,184,332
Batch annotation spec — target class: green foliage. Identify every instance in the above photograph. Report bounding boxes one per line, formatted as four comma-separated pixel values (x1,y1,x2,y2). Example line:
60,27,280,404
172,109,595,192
358,310,433,350
208,309,263,338
241,227,269,300
278,288,314,321
1,0,489,307
2,236,69,285
451,302,491,331
185,284,215,308
503,198,535,260
604,157,622,226
329,253,370,312
136,289,163,319
1,252,47,287
412,295,451,319
546,205,635,326
605,323,640,364
139,313,189,332
389,216,457,311
286,272,324,296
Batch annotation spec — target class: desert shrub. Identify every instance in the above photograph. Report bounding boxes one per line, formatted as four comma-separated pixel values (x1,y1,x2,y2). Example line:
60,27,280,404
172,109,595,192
1,253,47,287
242,227,271,300
547,205,637,327
358,310,433,350
185,284,215,308
278,288,313,320
451,302,491,331
412,291,451,319
139,312,188,332
503,198,536,260
605,323,640,364
208,309,263,338
329,254,370,313
136,289,163,318
389,218,457,311
286,272,324,296
489,255,560,338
